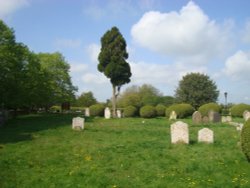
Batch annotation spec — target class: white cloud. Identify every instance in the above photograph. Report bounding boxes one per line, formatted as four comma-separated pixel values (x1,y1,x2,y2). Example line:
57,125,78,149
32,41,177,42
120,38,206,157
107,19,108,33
54,38,82,49
86,43,100,63
70,63,88,73
81,73,108,84
131,1,231,65
242,20,250,43
0,0,29,19
224,50,250,80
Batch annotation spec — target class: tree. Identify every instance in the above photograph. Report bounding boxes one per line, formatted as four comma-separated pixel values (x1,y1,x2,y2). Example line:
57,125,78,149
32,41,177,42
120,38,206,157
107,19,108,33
76,91,97,107
98,26,131,117
175,73,219,109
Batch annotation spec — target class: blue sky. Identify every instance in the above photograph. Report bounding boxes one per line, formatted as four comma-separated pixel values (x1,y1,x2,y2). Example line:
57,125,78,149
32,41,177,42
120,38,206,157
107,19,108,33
1,0,250,104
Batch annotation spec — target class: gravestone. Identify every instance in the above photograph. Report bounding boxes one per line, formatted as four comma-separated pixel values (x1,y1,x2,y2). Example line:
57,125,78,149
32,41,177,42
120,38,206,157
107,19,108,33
72,117,84,130
105,107,111,119
198,128,214,143
202,116,209,123
169,111,177,120
243,111,250,121
117,110,122,118
85,108,90,117
170,121,189,144
208,111,221,123
221,116,232,123
192,111,202,124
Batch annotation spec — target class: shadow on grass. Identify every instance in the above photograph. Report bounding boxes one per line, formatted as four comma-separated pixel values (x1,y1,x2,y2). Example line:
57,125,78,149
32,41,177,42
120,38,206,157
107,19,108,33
0,113,89,144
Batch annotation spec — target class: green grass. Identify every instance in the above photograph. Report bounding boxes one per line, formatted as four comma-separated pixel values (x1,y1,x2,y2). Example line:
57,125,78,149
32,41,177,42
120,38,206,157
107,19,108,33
0,114,249,188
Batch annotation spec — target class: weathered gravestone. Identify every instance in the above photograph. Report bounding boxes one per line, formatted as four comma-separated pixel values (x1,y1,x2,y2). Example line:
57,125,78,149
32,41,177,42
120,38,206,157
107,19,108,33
72,117,84,130
221,116,232,123
170,121,189,144
208,111,221,123
117,110,122,118
105,107,111,119
243,111,250,121
198,128,214,143
192,111,202,124
202,116,209,123
169,111,177,120
85,108,90,117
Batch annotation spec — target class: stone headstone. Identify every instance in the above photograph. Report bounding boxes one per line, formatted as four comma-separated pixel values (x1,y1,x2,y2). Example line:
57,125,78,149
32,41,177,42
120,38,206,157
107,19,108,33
72,117,84,130
117,110,122,118
198,128,214,143
221,116,232,123
243,111,250,121
105,107,111,119
85,108,90,117
192,111,202,124
208,111,221,123
169,111,177,120
202,116,209,123
170,121,189,144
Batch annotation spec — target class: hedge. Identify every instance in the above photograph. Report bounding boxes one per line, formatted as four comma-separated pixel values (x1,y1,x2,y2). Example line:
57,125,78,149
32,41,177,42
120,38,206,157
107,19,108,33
166,103,194,119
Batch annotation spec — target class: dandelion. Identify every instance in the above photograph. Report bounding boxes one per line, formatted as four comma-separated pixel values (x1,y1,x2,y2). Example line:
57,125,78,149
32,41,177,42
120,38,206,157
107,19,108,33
84,155,92,161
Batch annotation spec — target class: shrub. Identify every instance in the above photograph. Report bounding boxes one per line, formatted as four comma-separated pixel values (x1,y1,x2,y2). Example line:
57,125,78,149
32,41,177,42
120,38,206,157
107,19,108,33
165,103,194,119
241,119,250,162
155,104,166,116
198,103,221,116
140,105,156,118
124,106,137,117
89,104,105,117
70,107,85,112
49,105,61,112
231,103,250,117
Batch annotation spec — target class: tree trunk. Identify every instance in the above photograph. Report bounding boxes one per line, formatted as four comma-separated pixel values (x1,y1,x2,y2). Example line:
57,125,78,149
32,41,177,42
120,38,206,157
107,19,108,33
112,84,117,118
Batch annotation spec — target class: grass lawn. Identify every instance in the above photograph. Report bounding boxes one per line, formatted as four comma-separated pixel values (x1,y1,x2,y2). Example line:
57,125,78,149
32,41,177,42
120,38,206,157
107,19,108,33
0,114,249,188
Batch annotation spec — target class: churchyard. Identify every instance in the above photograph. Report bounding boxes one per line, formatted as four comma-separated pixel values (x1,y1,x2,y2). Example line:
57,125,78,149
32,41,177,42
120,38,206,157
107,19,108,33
0,113,250,187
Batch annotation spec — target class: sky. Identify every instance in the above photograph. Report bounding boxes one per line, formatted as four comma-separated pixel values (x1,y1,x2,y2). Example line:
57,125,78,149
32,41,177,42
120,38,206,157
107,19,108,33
1,0,250,104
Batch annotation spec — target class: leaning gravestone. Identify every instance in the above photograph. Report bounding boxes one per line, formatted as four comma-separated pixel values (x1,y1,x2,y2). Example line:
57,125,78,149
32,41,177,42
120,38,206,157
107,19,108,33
198,128,214,143
169,111,177,120
170,121,189,144
105,107,111,119
85,108,90,117
72,117,84,130
192,111,202,124
243,111,250,121
208,111,221,123
117,110,122,118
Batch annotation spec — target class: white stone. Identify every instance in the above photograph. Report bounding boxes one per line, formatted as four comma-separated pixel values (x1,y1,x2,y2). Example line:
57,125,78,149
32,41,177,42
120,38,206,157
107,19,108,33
243,111,250,121
72,117,84,130
169,111,177,120
117,110,122,118
85,108,90,117
198,128,214,143
170,121,189,144
104,107,111,119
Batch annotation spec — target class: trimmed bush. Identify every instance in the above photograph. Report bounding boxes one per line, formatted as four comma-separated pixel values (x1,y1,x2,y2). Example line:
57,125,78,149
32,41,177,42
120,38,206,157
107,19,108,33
198,103,221,116
89,104,105,117
155,104,166,116
166,103,194,119
140,105,156,118
49,105,61,112
124,106,137,117
241,119,250,162
231,103,250,117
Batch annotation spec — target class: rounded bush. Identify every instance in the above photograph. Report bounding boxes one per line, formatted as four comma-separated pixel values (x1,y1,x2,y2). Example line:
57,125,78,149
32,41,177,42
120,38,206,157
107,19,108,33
124,106,137,117
155,104,166,116
166,103,194,119
140,105,156,118
89,104,105,117
49,105,61,112
231,103,250,117
198,103,221,116
241,119,250,162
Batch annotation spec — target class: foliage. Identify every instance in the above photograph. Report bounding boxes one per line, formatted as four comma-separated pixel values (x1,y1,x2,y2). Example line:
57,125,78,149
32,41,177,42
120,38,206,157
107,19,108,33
123,105,137,117
89,104,105,117
166,103,195,118
98,26,131,117
198,103,221,116
140,105,156,118
76,91,97,107
49,105,61,112
175,73,219,109
155,104,166,116
231,103,250,117
241,119,250,162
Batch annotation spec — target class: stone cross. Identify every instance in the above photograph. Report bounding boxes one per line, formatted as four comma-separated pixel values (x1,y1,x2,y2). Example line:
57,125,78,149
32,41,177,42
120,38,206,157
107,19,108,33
105,107,111,119
72,117,84,130
85,107,90,117
198,128,214,143
170,121,189,144
169,111,177,120
192,111,202,124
